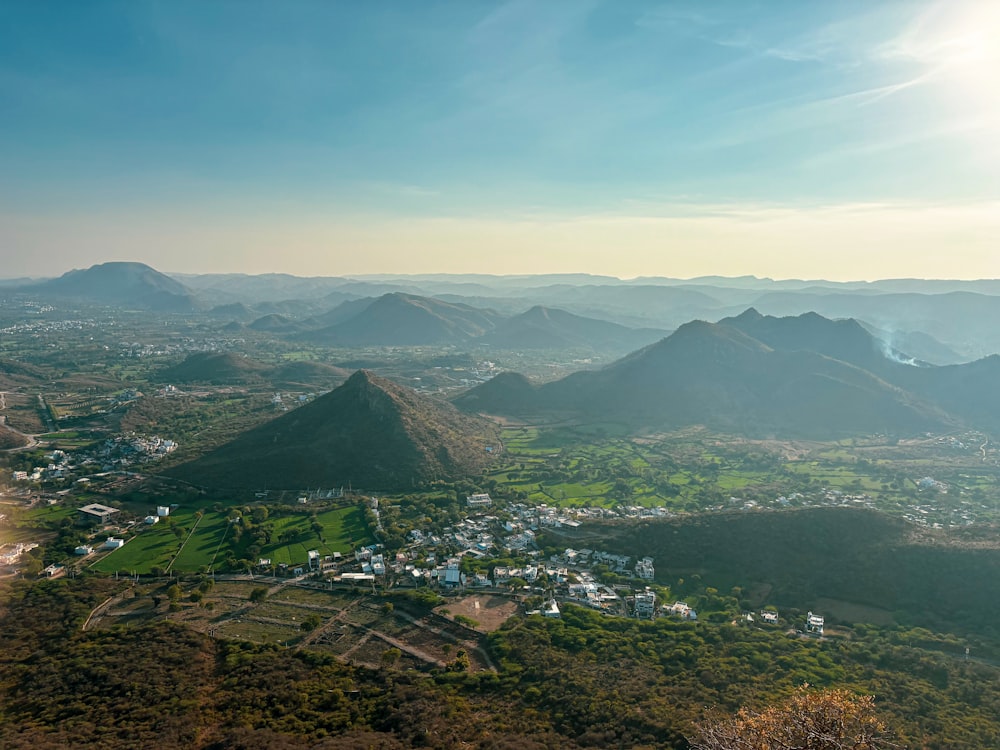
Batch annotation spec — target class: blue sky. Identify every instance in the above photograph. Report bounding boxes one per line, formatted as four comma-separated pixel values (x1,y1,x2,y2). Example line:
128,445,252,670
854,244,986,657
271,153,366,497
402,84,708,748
2,0,998,279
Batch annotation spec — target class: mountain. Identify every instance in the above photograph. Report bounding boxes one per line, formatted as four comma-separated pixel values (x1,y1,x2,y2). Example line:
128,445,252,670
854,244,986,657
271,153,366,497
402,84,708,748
303,293,504,346
248,314,307,334
457,315,953,439
720,308,917,376
717,309,1000,431
168,370,500,490
453,371,543,414
750,290,1000,360
158,352,269,385
477,305,667,353
156,353,350,389
23,262,201,311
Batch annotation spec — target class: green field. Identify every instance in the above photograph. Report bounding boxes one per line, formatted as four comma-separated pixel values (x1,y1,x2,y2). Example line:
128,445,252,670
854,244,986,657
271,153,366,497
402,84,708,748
91,524,180,574
91,503,373,573
254,505,372,565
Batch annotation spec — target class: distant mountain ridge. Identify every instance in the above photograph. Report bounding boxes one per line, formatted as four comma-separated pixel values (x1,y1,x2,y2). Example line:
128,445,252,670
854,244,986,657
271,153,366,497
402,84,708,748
13,263,1000,360
303,293,504,346
477,305,667,351
21,262,201,311
168,370,500,490
455,309,980,439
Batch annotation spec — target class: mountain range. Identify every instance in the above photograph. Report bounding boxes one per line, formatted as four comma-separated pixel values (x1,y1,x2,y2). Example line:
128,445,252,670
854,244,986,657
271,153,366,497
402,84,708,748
455,308,1000,439
168,369,500,491
12,261,1000,360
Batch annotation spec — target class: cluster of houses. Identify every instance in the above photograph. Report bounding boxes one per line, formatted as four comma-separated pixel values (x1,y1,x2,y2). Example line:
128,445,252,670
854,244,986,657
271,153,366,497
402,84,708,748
9,435,178,487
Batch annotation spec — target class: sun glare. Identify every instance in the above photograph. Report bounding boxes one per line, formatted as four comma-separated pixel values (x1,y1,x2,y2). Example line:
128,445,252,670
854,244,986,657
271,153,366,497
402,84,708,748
905,2,1000,123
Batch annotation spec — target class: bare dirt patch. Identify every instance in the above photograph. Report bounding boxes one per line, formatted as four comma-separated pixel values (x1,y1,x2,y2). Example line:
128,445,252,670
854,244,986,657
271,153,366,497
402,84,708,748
437,594,517,632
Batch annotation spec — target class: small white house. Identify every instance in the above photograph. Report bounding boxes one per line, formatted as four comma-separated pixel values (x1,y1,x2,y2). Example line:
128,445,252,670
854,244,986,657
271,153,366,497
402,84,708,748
466,493,492,508
806,611,825,635
102,537,124,550
156,506,170,517
74,545,93,555
144,515,159,525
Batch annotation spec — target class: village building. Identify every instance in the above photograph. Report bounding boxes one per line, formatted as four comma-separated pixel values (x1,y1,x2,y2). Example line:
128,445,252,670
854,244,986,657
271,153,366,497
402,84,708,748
466,493,492,508
806,611,825,635
78,503,119,525
635,589,657,619
634,556,655,579
667,601,698,620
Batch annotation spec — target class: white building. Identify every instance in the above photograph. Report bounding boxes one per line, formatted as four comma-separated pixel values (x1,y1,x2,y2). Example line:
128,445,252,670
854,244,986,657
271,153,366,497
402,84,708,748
634,557,655,580
635,589,657,618
806,611,825,635
466,493,492,508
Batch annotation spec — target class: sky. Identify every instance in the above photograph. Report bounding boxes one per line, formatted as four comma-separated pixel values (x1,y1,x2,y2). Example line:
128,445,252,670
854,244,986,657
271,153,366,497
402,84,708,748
1,0,998,280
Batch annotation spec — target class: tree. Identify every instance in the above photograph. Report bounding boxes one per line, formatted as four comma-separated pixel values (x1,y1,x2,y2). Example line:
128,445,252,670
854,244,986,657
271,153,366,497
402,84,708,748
690,686,899,750
249,587,268,603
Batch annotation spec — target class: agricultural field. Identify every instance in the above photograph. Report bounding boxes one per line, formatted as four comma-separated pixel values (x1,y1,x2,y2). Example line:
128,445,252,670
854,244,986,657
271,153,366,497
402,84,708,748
87,502,372,575
483,424,1000,525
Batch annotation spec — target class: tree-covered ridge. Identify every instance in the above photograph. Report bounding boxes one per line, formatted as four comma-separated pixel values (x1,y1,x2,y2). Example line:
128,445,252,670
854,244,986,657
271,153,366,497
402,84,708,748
1,579,999,749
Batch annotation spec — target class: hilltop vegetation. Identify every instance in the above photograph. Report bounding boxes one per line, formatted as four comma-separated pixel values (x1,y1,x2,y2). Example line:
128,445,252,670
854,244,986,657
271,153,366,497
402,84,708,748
1,578,998,749
168,370,500,491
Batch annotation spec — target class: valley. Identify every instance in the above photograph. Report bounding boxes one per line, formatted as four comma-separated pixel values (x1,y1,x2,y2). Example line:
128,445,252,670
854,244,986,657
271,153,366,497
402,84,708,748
3,264,1000,748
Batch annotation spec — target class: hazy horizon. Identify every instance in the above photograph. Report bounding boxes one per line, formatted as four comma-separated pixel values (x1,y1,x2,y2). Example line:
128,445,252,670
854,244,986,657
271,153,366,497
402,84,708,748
3,1,998,280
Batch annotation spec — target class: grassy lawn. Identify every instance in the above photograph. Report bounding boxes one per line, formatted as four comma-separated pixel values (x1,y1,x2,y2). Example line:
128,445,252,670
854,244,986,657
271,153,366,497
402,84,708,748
255,505,373,567
91,525,180,574
171,511,231,571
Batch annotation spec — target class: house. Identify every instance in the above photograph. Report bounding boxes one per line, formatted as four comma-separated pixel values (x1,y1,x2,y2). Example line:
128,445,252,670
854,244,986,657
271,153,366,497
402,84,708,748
635,589,657,618
466,493,492,508
443,558,463,587
102,537,125,550
668,601,697,620
157,506,170,517
308,549,321,570
74,545,93,555
806,611,825,635
543,600,561,618
493,566,511,585
760,609,779,625
472,573,491,587
78,503,119,524
144,515,159,525
634,557,655,580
